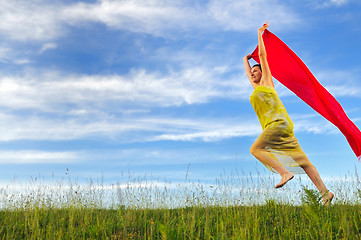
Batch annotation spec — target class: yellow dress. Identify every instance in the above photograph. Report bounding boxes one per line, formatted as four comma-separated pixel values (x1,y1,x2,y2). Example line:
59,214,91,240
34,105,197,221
250,86,313,174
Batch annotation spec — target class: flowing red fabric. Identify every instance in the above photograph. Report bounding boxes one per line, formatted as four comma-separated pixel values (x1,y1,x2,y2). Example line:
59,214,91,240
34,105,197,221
251,29,361,161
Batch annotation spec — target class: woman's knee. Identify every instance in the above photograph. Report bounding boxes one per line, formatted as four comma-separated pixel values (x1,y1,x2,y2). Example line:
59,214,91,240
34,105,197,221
250,144,261,156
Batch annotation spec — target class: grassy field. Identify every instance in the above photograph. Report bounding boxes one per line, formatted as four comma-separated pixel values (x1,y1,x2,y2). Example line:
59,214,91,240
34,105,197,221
1,172,361,239
1,200,361,239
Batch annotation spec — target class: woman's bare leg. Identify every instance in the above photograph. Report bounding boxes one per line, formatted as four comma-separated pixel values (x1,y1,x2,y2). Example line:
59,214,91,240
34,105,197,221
250,140,294,188
291,151,334,205
303,166,334,206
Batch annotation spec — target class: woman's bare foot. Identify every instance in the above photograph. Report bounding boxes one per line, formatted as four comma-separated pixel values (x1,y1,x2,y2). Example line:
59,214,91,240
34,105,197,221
322,191,334,206
275,172,294,188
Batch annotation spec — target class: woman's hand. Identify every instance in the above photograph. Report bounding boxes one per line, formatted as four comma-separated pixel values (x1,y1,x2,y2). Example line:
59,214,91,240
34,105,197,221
244,54,252,60
258,21,269,33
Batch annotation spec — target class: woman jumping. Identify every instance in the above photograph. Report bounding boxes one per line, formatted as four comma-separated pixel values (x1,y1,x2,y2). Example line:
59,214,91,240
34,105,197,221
243,22,334,205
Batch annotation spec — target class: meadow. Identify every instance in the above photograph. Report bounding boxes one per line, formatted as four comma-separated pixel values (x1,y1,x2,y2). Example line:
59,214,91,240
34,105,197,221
1,170,361,239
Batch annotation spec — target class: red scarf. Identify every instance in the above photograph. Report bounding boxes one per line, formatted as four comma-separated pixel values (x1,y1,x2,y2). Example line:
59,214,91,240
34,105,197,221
251,29,361,161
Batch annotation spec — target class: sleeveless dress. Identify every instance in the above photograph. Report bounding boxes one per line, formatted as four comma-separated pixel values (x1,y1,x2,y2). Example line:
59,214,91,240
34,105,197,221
250,85,313,174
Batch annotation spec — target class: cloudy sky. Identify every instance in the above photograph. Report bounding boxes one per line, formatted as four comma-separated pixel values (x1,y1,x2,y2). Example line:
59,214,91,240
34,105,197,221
0,0,361,187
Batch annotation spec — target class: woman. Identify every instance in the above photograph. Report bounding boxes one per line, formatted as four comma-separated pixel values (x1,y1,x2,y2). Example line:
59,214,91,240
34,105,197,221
243,22,334,205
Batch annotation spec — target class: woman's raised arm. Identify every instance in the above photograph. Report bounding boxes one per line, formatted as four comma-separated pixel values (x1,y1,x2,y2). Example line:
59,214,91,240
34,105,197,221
257,22,274,87
243,54,252,78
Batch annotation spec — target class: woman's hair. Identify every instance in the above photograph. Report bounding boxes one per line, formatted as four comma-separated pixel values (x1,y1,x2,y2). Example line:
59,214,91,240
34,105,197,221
252,64,262,72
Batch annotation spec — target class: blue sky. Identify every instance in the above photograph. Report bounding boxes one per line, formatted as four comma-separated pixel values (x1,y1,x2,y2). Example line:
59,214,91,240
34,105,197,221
0,0,361,188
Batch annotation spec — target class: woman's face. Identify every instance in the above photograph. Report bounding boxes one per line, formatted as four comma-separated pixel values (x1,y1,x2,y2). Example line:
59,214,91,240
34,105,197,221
251,66,262,83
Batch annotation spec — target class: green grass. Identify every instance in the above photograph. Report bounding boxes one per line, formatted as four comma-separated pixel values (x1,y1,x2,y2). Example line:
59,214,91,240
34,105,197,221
1,172,361,239
1,200,361,239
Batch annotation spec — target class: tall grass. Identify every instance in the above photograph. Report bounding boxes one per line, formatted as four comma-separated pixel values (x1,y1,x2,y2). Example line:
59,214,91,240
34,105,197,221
1,170,361,239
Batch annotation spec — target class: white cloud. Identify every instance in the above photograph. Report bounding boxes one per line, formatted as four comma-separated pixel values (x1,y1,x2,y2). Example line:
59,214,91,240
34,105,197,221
0,110,260,142
40,43,58,53
0,0,301,42
151,124,260,142
330,0,349,5
74,148,246,167
0,112,157,141
294,119,337,134
145,117,263,142
13,59,31,65
63,0,208,37
0,47,31,65
322,85,361,97
64,0,301,36
207,0,301,32
315,69,361,97
0,150,78,164
0,68,249,111
309,0,351,8
0,0,65,42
